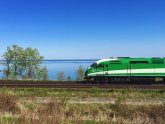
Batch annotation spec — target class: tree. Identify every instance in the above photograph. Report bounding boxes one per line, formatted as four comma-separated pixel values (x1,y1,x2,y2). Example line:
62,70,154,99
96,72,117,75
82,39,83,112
41,66,48,80
2,45,24,79
24,47,44,79
57,71,65,81
37,66,48,80
11,45,24,79
2,46,14,79
76,65,85,80
2,45,44,80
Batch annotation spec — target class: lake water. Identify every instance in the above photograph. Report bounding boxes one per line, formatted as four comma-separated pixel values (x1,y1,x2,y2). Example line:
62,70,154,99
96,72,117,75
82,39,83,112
0,59,98,80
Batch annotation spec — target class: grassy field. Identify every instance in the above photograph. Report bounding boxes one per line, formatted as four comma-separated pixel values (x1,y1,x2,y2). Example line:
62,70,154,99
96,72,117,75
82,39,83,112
0,87,164,124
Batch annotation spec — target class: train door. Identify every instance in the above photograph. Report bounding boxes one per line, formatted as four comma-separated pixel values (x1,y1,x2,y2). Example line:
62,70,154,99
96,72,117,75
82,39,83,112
127,63,131,77
104,64,108,75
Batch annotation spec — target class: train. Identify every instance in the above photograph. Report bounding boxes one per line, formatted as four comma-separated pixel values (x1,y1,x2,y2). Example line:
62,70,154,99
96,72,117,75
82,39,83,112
84,57,165,83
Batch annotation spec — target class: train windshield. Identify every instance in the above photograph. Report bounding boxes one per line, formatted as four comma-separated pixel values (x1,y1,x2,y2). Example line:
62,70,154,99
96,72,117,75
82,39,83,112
90,63,97,67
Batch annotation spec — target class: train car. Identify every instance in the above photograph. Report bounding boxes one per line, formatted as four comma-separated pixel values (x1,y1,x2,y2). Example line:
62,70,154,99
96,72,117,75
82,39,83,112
85,57,165,83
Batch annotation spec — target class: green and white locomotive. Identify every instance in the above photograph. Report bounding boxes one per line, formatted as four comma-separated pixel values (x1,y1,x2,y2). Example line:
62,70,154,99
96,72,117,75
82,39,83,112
85,57,165,83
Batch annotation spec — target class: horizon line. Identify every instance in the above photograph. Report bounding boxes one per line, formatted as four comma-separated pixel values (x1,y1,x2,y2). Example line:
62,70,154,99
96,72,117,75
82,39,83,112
0,59,99,61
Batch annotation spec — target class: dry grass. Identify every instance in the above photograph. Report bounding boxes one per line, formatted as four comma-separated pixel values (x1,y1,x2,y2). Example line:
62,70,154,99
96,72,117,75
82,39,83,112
0,88,164,124
110,103,165,124
64,103,165,124
18,100,63,124
0,93,20,114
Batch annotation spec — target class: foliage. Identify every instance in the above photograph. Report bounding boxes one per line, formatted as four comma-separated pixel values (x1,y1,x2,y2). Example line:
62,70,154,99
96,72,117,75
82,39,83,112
37,66,48,80
2,45,24,79
76,65,85,80
23,47,44,79
1,45,46,80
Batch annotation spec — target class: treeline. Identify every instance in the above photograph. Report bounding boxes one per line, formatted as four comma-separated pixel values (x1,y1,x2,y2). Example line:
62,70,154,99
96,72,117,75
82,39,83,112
1,45,47,80
0,45,85,80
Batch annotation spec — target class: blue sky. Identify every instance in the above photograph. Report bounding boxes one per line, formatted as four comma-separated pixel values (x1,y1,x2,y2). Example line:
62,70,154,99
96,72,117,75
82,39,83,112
0,0,165,59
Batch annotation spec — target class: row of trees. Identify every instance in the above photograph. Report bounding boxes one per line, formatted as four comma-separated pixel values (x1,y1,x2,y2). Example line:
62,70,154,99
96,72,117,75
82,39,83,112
1,45,85,80
1,45,47,80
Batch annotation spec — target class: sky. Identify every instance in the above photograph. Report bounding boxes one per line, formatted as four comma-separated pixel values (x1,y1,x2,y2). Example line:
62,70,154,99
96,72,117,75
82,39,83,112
0,0,165,59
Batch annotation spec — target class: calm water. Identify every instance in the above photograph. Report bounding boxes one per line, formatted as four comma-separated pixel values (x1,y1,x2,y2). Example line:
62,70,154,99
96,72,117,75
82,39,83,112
0,59,98,80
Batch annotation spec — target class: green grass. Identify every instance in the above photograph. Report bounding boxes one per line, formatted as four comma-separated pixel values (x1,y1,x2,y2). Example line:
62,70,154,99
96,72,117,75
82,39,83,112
0,116,18,124
82,120,96,124
0,87,164,99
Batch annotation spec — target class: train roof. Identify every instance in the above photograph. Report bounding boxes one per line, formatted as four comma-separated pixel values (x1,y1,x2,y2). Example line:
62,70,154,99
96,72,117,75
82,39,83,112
96,57,165,64
96,58,118,64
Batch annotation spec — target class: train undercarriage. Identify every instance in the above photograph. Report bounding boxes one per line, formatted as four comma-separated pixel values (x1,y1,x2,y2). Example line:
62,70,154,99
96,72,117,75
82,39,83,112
85,76,165,84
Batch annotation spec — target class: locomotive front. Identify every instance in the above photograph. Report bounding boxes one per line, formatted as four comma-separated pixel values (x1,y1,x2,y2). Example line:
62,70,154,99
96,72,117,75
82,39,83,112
84,59,116,82
84,63,97,82
85,63,97,77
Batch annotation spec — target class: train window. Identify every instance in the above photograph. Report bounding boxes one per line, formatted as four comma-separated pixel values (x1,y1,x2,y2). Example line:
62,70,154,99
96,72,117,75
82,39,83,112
130,61,149,64
152,60,164,64
90,63,97,67
97,64,104,68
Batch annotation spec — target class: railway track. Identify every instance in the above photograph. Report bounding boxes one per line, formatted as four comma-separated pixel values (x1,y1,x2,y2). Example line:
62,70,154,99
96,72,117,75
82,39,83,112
0,81,164,89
